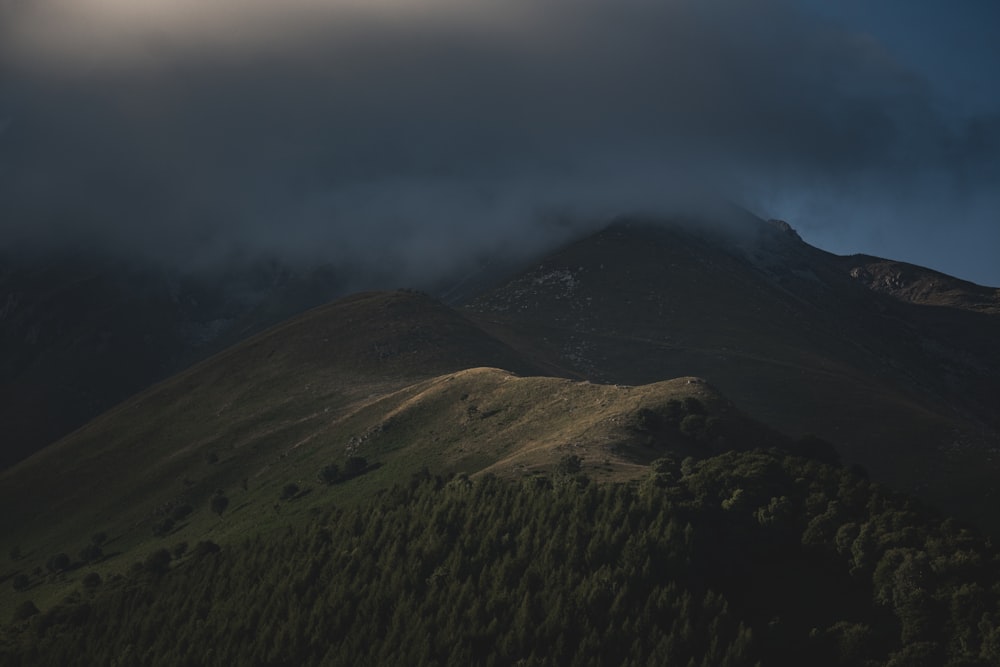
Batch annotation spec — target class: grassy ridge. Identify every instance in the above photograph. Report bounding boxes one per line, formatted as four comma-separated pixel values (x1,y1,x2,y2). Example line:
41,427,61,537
1,318,756,620
464,219,1000,530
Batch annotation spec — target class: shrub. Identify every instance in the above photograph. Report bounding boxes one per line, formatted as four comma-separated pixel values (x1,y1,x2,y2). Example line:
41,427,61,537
280,483,300,501
144,549,172,575
9,545,21,561
172,542,189,559
344,456,368,477
12,600,39,622
11,573,29,591
210,494,229,517
171,504,194,521
556,454,582,475
152,518,175,537
82,572,102,589
318,463,341,485
635,407,665,434
192,541,221,558
78,544,103,563
682,397,705,415
650,456,678,475
679,414,707,440
46,553,71,574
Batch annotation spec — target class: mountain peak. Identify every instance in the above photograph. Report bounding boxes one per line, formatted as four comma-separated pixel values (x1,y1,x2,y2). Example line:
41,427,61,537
766,218,802,241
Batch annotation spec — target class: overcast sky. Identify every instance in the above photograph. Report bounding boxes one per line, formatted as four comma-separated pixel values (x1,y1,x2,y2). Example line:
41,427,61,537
1,0,998,285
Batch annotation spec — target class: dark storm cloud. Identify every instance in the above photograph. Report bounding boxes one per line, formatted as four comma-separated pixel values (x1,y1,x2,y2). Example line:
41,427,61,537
1,0,997,283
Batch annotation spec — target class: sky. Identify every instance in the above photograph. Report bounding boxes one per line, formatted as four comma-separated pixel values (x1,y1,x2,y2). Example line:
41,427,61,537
1,0,998,286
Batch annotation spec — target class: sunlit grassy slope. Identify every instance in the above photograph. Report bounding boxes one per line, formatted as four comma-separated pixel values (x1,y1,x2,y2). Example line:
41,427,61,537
4,215,999,621
0,289,763,618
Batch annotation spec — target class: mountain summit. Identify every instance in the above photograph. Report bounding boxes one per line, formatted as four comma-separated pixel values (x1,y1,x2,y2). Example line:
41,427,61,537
4,213,1000,665
465,215,1000,525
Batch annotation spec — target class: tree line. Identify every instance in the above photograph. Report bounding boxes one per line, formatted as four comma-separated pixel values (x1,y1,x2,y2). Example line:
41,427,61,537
3,448,1000,666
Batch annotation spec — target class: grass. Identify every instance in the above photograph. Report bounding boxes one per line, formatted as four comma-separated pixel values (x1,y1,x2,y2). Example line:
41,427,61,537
0,286,748,621
0,364,745,620
4,216,999,621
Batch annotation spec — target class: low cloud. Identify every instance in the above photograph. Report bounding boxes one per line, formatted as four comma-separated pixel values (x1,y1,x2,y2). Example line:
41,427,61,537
1,0,997,283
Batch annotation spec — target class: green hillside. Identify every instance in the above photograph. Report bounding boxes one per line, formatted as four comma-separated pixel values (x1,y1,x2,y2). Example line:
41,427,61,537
4,451,1000,666
1,290,770,623
3,218,1000,665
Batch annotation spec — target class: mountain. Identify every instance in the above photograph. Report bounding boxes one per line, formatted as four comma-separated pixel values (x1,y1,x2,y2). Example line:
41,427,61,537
464,216,1000,527
0,250,349,469
5,213,1000,664
3,286,814,640
9,450,1000,666
1,283,782,555
3,213,999,555
839,254,1000,314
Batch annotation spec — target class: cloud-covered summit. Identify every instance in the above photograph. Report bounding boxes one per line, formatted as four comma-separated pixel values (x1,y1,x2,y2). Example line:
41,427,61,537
1,0,997,284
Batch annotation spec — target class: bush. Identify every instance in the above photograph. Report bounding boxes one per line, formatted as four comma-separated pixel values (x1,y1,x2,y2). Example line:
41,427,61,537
679,414,707,440
46,553,71,574
192,541,221,558
144,549,172,575
78,544,103,563
682,397,705,415
9,545,21,561
635,407,666,433
171,504,194,521
12,600,39,622
12,573,29,591
318,464,341,485
172,542,189,559
344,456,368,477
556,454,582,475
91,532,107,547
152,518,175,537
210,494,229,517
82,572,102,589
650,456,678,475
280,483,300,501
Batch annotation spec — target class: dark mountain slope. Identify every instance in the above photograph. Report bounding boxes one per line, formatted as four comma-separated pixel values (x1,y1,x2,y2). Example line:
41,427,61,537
4,218,1000,652
840,254,1000,314
464,217,1000,527
0,290,569,579
0,252,348,469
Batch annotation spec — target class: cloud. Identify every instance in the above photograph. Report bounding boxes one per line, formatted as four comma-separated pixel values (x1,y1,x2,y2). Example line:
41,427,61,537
1,0,997,283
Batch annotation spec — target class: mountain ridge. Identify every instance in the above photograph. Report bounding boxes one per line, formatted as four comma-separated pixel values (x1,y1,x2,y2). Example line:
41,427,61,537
463,215,1000,525
3,213,1000,652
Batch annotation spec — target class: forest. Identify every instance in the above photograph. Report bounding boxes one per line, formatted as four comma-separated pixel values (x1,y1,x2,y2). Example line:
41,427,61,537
3,448,1000,666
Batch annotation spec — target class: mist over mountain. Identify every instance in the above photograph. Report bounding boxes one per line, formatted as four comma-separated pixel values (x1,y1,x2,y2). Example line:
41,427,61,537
1,0,998,285
0,249,353,468
2,210,1000,664
4,2,1000,663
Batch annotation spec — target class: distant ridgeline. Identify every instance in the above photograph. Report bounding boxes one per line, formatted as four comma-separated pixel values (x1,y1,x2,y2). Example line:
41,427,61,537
4,450,1000,666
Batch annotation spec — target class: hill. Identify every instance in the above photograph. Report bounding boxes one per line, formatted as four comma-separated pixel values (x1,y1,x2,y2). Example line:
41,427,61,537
5,452,1000,666
3,213,1000,664
838,254,1000,314
0,290,547,556
0,251,348,469
464,216,1000,528
3,288,783,616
